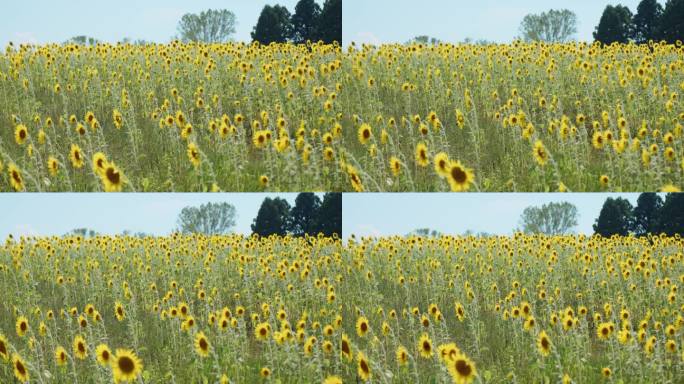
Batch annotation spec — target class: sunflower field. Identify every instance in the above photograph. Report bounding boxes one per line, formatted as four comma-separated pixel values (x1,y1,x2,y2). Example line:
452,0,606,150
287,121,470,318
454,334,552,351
0,232,682,383
1,41,683,192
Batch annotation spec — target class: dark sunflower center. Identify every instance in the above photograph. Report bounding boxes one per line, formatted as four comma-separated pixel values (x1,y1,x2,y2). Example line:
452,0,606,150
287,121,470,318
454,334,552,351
16,360,26,375
0,341,6,355
78,343,85,353
107,168,120,184
360,323,367,332
118,356,135,373
363,129,370,139
602,328,608,335
199,338,208,350
260,328,267,336
75,151,81,161
451,167,467,183
19,130,26,139
20,322,27,331
102,350,109,360
342,341,350,354
455,359,472,376
423,341,431,351
541,338,549,348
360,359,369,373
12,171,21,183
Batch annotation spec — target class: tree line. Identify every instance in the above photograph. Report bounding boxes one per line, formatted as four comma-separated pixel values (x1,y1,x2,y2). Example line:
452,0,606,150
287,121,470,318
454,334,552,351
64,0,340,46
594,0,684,44
593,193,684,237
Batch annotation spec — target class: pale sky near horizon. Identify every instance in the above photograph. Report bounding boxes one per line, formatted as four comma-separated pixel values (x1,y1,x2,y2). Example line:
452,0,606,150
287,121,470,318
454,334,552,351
343,193,644,238
343,0,645,45
0,0,322,48
0,193,318,239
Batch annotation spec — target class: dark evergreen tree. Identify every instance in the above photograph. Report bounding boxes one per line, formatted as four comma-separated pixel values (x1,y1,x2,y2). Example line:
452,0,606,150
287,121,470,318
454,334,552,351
593,5,634,44
251,197,291,236
659,0,684,43
316,0,341,44
633,193,664,236
633,0,664,42
593,197,634,236
659,193,684,236
289,193,322,236
251,5,293,44
315,193,342,237
291,0,321,43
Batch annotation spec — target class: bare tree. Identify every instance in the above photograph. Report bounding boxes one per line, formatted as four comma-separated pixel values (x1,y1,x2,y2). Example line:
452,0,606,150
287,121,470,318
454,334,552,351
519,202,578,235
177,9,237,43
519,9,577,42
176,202,237,235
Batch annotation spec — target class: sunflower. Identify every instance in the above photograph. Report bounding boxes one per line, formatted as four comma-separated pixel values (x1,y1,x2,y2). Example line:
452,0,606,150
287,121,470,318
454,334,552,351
92,152,108,175
438,343,460,362
346,165,364,192
357,351,371,381
95,344,112,366
357,123,372,145
0,334,10,361
446,161,474,192
537,330,551,356
16,316,29,337
532,140,548,166
341,334,352,362
8,163,24,191
115,302,125,321
434,152,450,177
592,131,605,149
415,143,429,167
396,345,409,366
599,175,609,188
418,333,433,358
597,322,613,340
259,175,269,187
389,156,402,176
356,316,369,337
194,331,211,357
47,156,59,176
54,346,68,366
446,352,477,384
661,184,681,192
14,124,28,145
323,375,343,384
601,367,612,378
69,144,84,168
112,349,143,382
101,162,125,192
73,335,88,359
252,130,268,148
259,367,271,378
255,322,270,341
187,142,201,168
12,353,29,383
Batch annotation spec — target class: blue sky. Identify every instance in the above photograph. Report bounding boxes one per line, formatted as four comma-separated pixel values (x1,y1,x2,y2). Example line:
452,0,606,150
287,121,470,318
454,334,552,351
0,193,314,238
0,0,320,47
344,0,644,45
343,193,643,238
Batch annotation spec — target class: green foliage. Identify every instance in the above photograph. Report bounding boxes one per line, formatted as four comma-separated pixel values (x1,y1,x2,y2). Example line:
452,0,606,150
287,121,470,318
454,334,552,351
519,201,578,235
659,193,684,235
251,197,291,236
289,192,322,236
291,0,321,43
632,193,663,236
659,0,684,43
518,9,578,42
593,197,634,236
177,9,237,43
251,5,293,44
316,0,341,44
409,36,442,45
65,36,100,46
593,5,634,44
632,0,664,43
176,202,237,234
314,192,341,237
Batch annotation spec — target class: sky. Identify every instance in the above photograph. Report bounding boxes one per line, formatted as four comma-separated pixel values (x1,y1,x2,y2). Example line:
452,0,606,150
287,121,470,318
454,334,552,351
0,0,321,47
0,193,315,239
343,0,644,45
343,193,643,238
